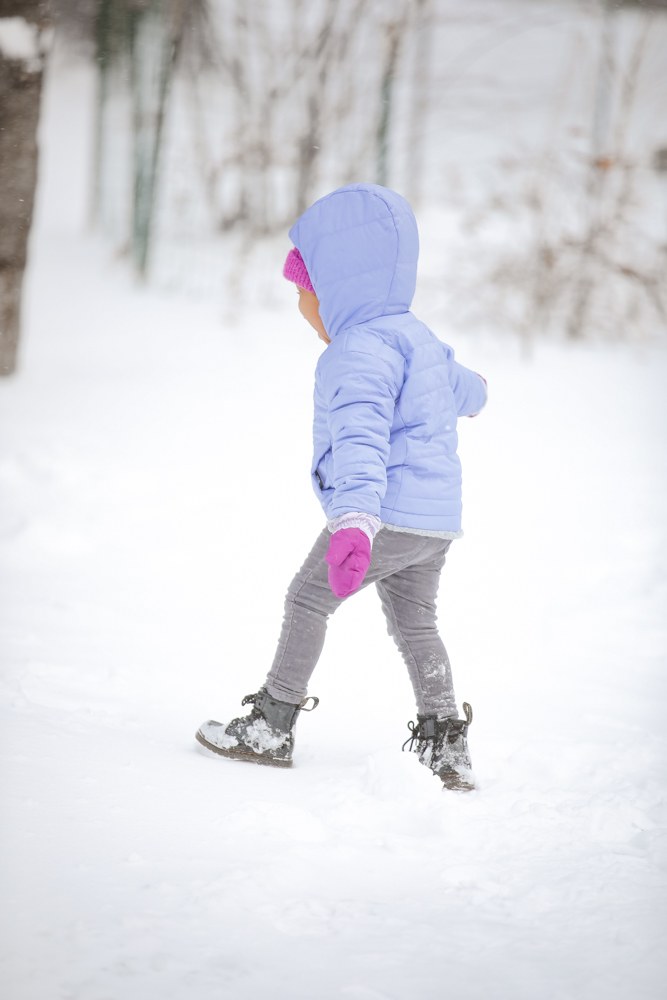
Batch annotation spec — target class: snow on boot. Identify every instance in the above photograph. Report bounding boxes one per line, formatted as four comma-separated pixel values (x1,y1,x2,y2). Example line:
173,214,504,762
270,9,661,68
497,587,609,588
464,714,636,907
402,702,474,791
195,688,319,768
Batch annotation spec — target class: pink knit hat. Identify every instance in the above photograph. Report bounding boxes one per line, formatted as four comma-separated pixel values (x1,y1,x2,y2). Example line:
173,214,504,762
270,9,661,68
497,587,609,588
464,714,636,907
283,247,315,293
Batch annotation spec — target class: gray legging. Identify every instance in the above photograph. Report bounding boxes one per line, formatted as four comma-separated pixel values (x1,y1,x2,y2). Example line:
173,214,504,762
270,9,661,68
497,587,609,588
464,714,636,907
265,527,458,718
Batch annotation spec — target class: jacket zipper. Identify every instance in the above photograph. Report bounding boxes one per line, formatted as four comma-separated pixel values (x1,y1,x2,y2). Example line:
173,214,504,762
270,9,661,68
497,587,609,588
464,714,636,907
314,470,324,491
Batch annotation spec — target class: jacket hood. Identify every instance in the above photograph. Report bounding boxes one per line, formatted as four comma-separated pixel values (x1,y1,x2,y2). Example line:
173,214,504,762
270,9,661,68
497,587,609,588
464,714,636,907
288,183,419,340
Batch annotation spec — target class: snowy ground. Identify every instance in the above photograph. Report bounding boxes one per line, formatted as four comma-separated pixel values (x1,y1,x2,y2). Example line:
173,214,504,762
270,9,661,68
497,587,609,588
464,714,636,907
1,54,667,1000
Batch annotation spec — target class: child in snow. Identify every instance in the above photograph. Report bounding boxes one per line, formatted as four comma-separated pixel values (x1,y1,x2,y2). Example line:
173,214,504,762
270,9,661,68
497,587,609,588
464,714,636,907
196,183,486,791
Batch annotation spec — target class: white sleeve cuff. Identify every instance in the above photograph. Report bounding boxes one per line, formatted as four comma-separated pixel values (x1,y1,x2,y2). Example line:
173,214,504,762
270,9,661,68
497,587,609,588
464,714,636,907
327,512,382,544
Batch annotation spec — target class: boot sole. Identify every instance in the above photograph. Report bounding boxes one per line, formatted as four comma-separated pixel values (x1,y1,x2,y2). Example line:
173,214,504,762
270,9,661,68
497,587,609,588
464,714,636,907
195,730,292,768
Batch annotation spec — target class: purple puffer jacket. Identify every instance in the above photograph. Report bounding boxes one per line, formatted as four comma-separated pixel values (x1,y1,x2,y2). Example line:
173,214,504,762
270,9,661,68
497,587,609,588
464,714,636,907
289,183,486,534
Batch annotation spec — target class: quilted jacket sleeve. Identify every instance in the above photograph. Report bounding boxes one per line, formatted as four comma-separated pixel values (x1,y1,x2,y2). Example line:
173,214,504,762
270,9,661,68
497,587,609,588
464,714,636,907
449,360,487,417
320,345,403,518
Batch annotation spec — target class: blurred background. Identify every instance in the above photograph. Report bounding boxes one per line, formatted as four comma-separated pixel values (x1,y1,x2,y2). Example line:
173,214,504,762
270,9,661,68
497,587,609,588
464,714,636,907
85,0,667,343
1,3,666,999
4,0,667,368
76,0,667,336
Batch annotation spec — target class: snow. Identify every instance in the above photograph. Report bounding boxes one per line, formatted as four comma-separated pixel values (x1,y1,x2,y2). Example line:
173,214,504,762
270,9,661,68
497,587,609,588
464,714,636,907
0,18,40,61
198,720,241,751
0,17,51,69
199,717,290,755
1,49,666,1000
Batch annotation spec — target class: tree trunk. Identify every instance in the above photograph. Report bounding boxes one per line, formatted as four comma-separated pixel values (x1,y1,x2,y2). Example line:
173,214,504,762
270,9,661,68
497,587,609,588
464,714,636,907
376,24,401,189
0,0,50,375
566,0,616,341
93,0,185,276
405,0,433,208
129,0,185,276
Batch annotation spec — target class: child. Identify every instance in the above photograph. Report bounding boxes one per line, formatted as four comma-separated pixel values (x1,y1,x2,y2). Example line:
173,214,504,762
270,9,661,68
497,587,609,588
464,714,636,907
196,183,486,791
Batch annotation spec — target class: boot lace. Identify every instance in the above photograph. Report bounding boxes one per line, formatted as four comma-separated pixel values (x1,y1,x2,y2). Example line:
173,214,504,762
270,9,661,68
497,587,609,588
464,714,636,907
402,719,421,753
402,702,473,752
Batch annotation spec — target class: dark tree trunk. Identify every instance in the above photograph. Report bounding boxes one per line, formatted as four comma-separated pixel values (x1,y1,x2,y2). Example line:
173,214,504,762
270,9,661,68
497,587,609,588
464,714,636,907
376,23,402,189
130,0,185,276
0,0,50,374
93,0,185,276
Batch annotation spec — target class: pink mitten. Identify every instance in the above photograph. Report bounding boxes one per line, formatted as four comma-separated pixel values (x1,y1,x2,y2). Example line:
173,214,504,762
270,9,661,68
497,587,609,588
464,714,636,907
325,528,372,599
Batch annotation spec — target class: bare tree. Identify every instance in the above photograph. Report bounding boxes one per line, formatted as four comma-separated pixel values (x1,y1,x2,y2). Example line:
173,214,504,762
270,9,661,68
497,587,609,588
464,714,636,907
130,0,186,274
83,0,667,340
442,1,667,346
567,3,659,339
0,0,52,375
565,0,619,340
405,0,434,207
94,0,188,276
92,0,422,259
376,17,403,188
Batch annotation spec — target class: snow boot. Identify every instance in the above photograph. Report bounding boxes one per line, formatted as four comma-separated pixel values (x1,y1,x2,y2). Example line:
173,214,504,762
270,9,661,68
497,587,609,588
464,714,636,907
403,702,474,791
195,688,319,768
